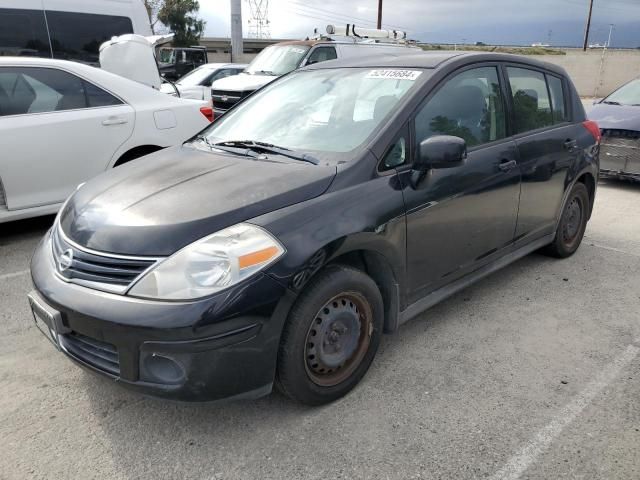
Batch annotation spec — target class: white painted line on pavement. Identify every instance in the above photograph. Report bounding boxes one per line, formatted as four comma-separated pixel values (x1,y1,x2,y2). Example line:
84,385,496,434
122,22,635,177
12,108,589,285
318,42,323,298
0,269,30,281
587,242,640,258
490,344,640,480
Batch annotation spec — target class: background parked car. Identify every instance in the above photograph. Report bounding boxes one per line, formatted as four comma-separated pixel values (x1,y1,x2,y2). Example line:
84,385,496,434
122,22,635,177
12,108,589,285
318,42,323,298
210,36,421,116
0,57,211,223
157,46,209,82
0,0,151,64
589,77,640,181
160,63,247,100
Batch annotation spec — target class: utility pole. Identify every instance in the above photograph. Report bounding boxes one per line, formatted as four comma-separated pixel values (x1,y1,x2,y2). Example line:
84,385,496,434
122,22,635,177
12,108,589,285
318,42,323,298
230,0,243,62
582,0,594,51
377,0,382,29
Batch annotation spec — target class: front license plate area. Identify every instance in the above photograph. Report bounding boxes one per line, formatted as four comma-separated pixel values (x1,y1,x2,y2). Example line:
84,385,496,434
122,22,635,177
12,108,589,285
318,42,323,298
28,292,66,349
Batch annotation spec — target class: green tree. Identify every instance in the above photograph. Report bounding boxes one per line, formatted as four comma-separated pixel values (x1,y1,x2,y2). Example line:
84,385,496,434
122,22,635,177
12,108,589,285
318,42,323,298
157,0,205,46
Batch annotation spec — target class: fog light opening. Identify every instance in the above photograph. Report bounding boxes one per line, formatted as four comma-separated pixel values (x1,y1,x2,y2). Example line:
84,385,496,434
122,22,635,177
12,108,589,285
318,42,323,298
142,353,185,385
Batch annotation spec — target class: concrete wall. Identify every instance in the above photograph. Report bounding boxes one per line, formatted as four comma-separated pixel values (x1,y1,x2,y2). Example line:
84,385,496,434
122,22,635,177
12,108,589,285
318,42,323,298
526,49,640,98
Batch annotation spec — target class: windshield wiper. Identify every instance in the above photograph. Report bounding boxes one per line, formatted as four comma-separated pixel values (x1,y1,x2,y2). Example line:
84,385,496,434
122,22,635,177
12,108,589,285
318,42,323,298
194,135,259,157
252,70,277,76
602,100,621,105
213,140,320,165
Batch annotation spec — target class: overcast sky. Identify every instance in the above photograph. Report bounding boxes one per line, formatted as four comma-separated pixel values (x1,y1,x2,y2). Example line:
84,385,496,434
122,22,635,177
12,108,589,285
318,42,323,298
198,0,640,47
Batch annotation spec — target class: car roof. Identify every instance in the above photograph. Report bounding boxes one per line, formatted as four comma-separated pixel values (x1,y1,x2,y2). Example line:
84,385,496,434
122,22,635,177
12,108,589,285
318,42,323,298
302,51,568,76
200,63,248,69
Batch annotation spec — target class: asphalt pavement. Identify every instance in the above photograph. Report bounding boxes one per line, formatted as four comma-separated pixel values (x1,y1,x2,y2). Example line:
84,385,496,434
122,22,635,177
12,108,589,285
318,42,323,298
1,179,639,480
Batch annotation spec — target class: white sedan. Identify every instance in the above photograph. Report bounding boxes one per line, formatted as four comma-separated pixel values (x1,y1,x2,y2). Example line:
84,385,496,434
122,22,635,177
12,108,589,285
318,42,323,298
160,63,247,100
0,57,212,223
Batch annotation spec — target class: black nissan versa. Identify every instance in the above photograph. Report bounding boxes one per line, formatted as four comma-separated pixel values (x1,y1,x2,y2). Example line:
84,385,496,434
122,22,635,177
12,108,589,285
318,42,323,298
29,52,600,405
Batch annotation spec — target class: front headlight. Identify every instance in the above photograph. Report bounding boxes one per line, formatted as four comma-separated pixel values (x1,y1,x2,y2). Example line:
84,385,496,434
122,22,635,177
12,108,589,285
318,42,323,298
128,223,285,300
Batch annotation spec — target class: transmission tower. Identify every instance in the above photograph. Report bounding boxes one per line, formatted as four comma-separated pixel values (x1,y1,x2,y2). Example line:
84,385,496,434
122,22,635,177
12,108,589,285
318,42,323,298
246,0,270,38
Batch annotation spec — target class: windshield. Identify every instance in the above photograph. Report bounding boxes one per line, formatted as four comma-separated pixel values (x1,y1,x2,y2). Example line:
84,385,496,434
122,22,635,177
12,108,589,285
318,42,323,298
245,45,310,76
201,68,425,155
604,79,640,106
177,66,215,86
158,48,175,64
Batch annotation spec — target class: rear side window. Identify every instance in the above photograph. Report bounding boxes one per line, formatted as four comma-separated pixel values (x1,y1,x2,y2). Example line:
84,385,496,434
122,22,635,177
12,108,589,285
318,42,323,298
0,67,121,116
507,67,553,133
84,81,123,107
0,8,51,57
547,75,568,123
46,11,133,64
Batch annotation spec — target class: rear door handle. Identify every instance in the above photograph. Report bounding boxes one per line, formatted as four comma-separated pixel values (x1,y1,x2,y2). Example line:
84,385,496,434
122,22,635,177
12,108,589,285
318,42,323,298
102,116,128,126
498,159,517,172
564,139,578,152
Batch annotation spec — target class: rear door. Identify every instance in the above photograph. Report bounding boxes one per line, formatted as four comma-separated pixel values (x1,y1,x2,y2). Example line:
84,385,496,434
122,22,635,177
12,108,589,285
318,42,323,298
402,64,521,303
504,66,578,240
0,66,134,209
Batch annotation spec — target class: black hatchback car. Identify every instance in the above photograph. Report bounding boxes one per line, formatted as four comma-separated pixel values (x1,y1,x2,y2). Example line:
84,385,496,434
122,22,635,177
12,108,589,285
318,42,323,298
29,52,600,405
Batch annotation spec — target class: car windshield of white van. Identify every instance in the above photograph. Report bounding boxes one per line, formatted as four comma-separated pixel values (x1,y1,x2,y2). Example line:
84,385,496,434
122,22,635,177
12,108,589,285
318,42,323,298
201,68,425,155
245,45,310,76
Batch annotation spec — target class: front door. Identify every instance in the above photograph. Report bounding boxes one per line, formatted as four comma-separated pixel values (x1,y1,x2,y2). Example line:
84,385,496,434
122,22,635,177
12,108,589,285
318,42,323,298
401,65,521,303
0,66,134,209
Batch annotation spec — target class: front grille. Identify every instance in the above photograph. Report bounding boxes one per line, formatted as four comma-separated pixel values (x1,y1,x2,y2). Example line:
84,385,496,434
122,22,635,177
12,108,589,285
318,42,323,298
60,332,119,375
0,176,6,210
211,89,246,111
51,226,159,294
600,129,640,175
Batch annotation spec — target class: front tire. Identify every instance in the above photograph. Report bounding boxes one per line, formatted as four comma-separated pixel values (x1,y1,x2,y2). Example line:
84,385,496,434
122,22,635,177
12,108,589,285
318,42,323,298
276,265,384,405
544,182,590,258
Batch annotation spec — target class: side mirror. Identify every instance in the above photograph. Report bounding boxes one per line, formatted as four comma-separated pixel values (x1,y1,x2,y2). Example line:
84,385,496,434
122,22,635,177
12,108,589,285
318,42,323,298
414,135,467,171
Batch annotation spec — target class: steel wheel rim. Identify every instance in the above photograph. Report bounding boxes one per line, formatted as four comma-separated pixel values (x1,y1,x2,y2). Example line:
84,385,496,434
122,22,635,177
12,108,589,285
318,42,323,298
562,195,583,246
304,292,373,387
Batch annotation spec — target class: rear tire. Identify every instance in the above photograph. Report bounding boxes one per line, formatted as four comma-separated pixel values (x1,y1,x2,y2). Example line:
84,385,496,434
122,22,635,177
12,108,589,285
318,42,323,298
543,182,590,258
276,265,383,405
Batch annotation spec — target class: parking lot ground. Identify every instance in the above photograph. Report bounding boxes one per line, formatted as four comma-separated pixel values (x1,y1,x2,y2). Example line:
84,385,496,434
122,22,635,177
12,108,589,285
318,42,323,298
1,180,639,480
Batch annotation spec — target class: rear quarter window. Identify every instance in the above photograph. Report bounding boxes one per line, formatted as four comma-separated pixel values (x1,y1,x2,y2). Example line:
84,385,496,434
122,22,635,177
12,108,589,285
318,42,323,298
547,75,568,123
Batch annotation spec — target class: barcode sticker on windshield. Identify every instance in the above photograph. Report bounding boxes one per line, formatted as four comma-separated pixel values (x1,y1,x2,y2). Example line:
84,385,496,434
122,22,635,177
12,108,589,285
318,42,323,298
366,70,422,80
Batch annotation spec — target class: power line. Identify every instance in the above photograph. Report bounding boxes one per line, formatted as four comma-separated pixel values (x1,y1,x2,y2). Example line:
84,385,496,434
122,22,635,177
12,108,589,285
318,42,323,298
287,0,409,31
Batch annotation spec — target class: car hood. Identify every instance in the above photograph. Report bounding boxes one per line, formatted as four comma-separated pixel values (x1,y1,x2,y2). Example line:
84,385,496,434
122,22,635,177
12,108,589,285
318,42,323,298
589,103,640,130
60,146,336,256
210,72,276,92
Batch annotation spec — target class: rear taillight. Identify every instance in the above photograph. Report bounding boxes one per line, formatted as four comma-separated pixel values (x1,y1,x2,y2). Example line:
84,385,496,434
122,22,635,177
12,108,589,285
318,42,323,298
582,120,601,144
200,106,214,122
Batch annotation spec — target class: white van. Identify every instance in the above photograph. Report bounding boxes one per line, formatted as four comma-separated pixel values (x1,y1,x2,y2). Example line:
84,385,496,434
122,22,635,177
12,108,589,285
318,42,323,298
0,0,151,64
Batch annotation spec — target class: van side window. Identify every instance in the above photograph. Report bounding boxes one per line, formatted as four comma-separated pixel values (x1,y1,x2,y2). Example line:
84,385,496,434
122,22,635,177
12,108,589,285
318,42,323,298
0,67,92,116
46,11,133,64
0,8,51,57
415,66,506,148
307,47,337,65
507,67,553,133
547,75,568,123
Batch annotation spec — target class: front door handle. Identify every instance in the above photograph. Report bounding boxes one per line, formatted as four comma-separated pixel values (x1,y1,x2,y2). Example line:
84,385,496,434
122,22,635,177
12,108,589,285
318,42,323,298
498,159,517,172
102,116,128,126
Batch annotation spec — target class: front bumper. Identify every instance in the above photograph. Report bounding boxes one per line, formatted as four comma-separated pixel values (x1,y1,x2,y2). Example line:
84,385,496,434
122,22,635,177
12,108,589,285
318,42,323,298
600,130,640,180
30,233,293,401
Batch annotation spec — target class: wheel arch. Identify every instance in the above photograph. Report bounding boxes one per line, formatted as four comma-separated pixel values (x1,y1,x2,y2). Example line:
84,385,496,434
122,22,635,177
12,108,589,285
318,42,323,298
576,171,596,219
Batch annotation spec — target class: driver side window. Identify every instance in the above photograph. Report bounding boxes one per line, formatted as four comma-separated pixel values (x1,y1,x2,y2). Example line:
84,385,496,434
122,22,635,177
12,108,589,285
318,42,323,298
414,66,506,149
